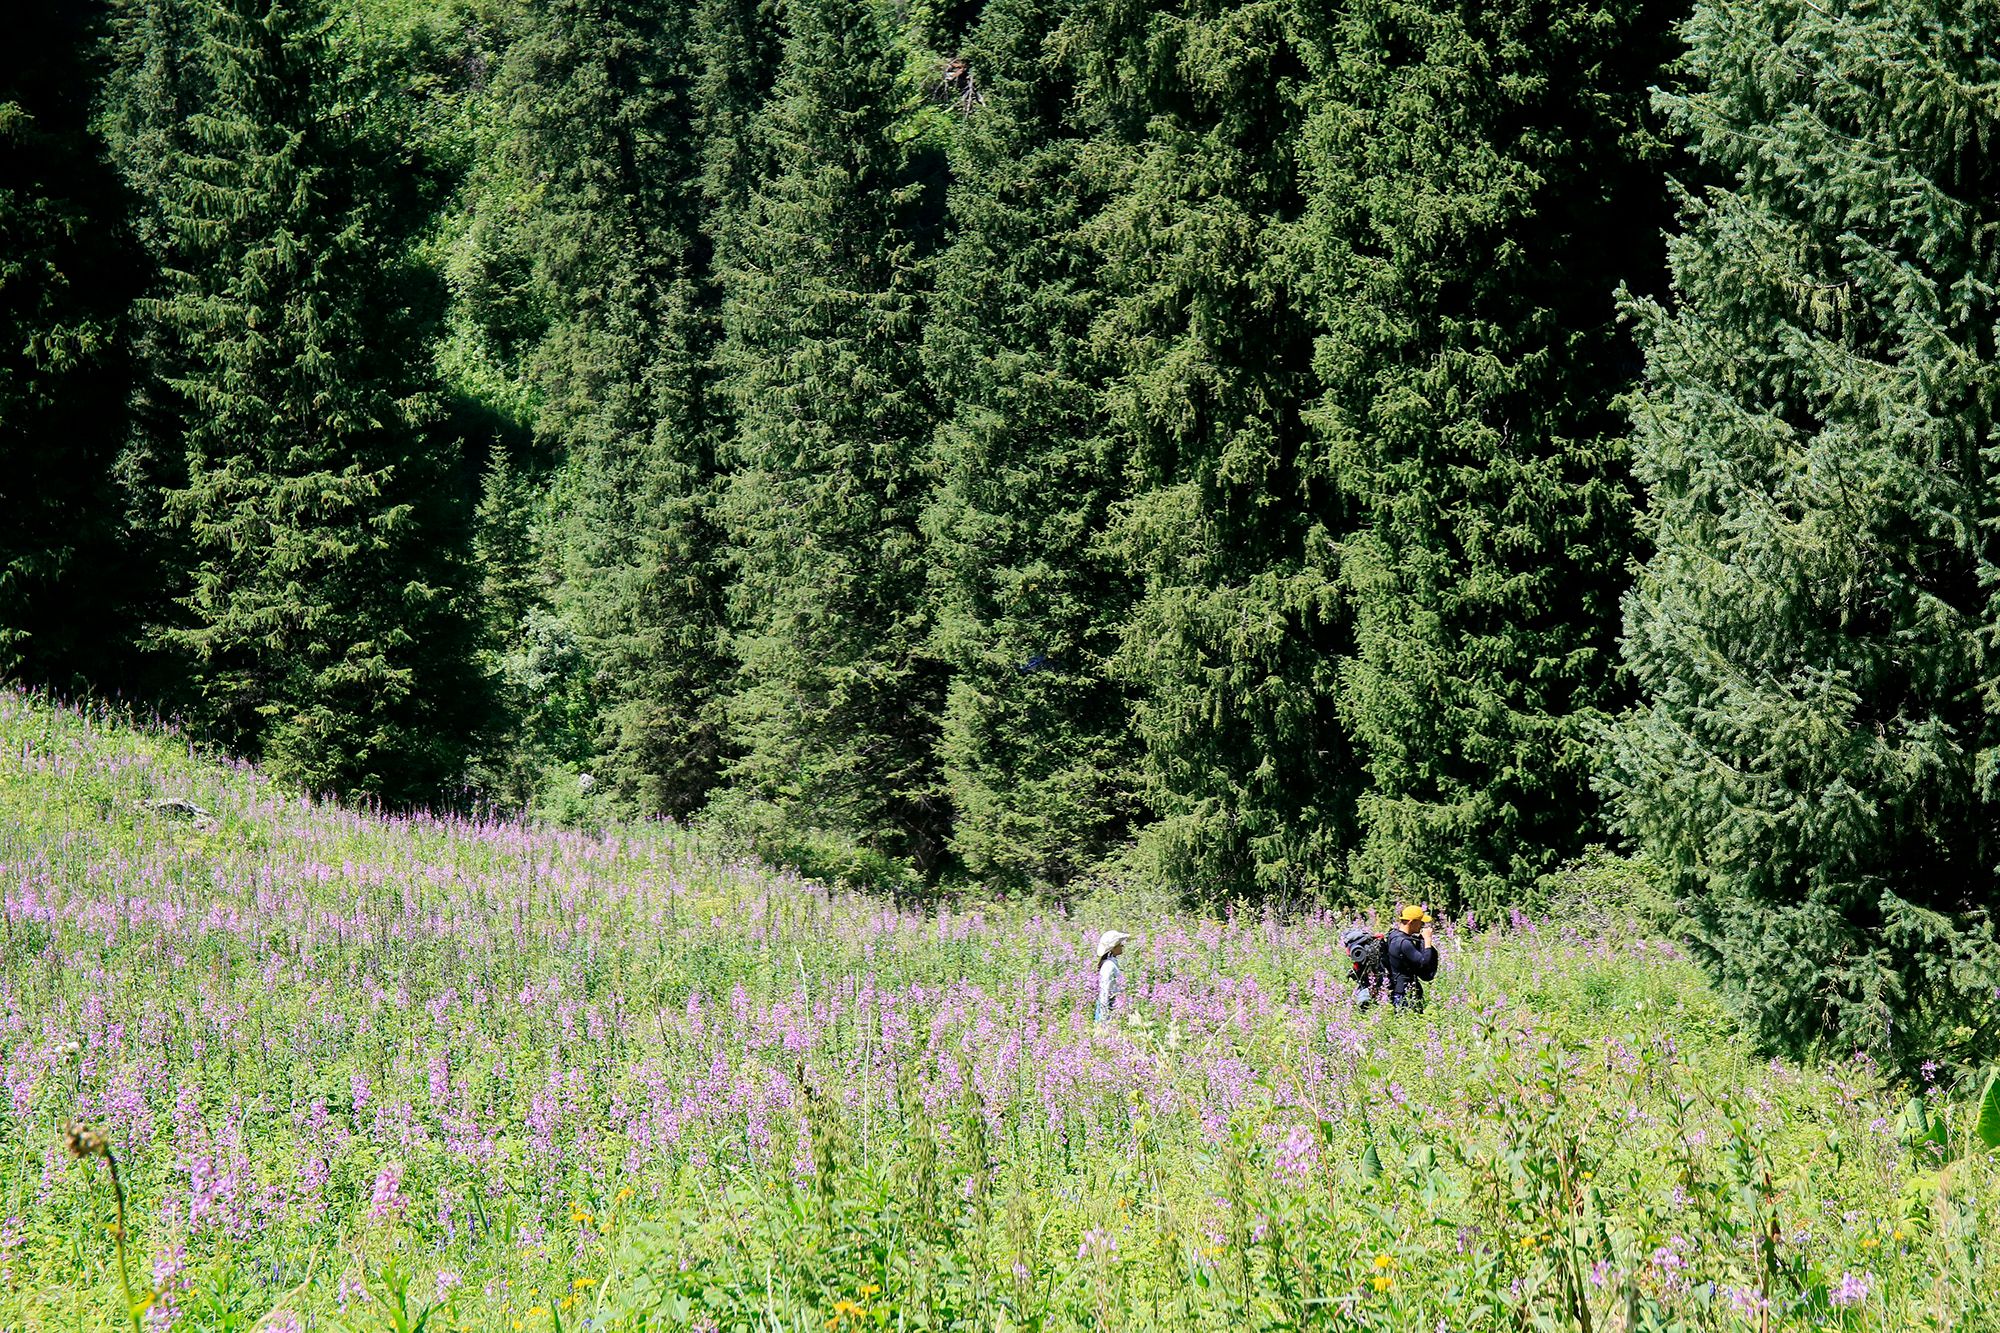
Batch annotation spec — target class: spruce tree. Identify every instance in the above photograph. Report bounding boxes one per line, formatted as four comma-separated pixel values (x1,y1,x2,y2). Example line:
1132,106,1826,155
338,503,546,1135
0,2,136,686
689,0,787,480
1607,0,2000,1071
922,0,1139,891
127,0,484,802
1299,0,1672,914
98,0,211,696
464,437,544,804
717,0,949,875
692,0,784,248
495,0,733,819
1076,0,1349,897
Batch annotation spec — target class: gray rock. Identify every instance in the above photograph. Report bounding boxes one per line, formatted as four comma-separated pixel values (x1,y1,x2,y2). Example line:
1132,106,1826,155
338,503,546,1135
145,797,219,831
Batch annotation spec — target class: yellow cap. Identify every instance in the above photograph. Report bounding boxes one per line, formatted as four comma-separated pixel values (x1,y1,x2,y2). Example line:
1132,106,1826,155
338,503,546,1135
1399,905,1431,925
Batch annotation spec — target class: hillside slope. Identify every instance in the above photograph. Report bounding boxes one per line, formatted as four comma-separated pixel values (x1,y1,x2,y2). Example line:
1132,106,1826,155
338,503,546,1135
0,690,1992,1329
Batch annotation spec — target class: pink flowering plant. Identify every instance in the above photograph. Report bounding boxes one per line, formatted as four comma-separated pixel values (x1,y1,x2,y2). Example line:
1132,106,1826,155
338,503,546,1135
2,691,1996,1330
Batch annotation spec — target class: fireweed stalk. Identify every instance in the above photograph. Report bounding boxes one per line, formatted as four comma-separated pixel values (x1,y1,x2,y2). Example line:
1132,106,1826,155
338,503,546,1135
63,1121,143,1332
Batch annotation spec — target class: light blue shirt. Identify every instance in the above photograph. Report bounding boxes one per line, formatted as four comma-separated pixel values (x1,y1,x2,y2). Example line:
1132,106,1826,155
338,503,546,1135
1095,955,1122,1022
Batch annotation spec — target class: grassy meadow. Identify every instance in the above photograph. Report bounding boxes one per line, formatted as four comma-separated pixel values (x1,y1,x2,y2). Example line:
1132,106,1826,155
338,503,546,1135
0,690,1993,1331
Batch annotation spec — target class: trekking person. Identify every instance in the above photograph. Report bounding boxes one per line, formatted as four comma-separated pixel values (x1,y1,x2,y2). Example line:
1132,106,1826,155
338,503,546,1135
1339,912,1387,1005
1094,930,1130,1023
1385,905,1438,1010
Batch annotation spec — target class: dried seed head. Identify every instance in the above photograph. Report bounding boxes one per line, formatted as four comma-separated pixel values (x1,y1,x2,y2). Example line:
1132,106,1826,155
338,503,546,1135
62,1121,109,1160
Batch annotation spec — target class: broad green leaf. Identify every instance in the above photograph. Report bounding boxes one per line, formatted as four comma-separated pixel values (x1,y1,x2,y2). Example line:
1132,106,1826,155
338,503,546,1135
1977,1071,2000,1150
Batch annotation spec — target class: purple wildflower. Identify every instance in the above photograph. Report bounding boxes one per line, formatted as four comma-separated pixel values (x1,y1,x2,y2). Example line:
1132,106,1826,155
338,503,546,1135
367,1162,407,1220
1829,1270,1873,1309
1078,1228,1117,1262
1721,1285,1769,1316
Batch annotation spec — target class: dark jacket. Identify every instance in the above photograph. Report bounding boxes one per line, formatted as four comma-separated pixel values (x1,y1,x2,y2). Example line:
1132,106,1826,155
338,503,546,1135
1386,926,1438,1009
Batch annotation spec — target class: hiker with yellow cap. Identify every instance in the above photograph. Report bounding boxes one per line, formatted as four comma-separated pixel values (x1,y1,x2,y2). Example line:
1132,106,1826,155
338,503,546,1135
1386,905,1438,1010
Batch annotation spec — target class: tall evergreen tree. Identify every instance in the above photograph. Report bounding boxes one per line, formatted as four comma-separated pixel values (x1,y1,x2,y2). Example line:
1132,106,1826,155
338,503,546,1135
1076,0,1350,897
123,0,484,802
689,0,786,511
100,0,202,559
0,2,136,686
716,0,949,875
464,435,545,802
1299,0,1673,914
495,0,733,820
691,0,784,250
922,0,1140,891
1606,0,1999,1070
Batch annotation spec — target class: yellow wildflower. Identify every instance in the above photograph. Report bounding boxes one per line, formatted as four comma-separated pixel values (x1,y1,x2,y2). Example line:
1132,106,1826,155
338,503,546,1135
859,1284,882,1297
572,1277,596,1290
1371,1274,1395,1292
616,1186,635,1203
1373,1254,1395,1270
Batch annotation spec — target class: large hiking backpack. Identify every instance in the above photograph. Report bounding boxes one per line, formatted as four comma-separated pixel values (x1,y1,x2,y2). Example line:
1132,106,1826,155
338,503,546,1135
1340,927,1386,977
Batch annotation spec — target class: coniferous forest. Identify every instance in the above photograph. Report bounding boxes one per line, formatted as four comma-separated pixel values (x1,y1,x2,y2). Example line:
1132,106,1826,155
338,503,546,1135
2,0,1996,1070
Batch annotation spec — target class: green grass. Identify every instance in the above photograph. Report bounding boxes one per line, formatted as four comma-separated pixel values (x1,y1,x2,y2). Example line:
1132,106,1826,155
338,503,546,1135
0,689,1993,1331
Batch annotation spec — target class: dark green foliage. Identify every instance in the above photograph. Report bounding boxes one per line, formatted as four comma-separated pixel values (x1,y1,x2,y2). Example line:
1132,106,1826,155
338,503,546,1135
1078,0,1352,897
1300,0,1673,914
493,0,733,819
691,0,784,250
716,0,949,875
428,3,542,431
473,440,539,667
118,0,485,803
465,436,563,803
1606,0,2000,1071
922,0,1140,891
94,0,210,693
688,0,786,487
0,2,136,687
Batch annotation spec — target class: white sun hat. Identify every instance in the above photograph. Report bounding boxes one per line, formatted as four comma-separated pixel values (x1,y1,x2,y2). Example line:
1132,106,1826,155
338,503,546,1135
1095,930,1131,961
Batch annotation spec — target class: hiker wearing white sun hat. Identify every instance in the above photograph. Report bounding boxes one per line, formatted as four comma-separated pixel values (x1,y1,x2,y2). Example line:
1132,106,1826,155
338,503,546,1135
1094,930,1131,1023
